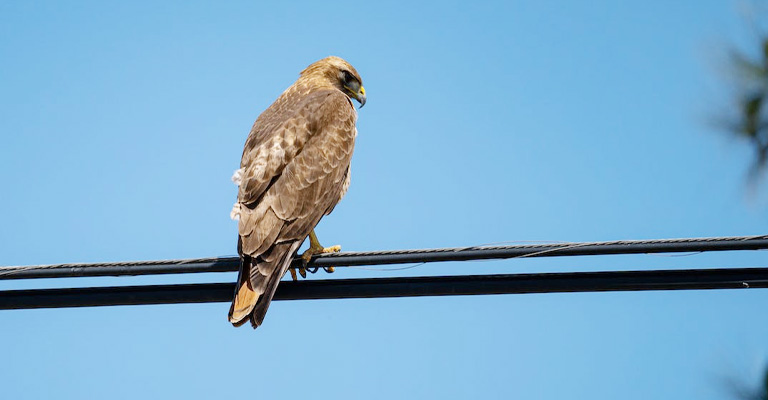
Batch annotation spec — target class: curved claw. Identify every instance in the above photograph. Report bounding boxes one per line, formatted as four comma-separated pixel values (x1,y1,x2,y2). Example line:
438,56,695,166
300,231,341,276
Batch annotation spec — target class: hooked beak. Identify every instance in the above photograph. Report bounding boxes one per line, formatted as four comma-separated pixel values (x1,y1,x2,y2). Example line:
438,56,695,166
355,86,366,108
346,84,366,108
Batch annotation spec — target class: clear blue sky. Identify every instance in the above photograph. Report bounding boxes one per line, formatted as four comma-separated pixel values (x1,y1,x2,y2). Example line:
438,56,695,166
2,1,768,399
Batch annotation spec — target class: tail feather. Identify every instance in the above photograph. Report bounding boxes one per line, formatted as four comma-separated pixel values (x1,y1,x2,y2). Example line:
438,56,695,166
248,241,302,328
249,273,281,328
228,254,258,326
228,238,302,329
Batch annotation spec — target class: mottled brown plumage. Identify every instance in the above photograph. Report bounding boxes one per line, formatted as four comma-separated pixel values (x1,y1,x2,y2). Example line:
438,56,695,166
228,56,365,328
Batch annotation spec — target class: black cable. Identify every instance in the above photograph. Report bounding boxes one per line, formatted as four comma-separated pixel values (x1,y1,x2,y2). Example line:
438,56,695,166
1,235,767,280
2,267,767,310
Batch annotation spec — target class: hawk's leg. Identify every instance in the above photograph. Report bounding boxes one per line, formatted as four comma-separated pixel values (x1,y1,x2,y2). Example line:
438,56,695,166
288,231,340,281
301,230,340,273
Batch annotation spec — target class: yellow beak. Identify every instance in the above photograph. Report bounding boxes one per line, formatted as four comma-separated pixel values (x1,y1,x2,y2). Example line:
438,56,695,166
358,86,366,108
346,84,366,108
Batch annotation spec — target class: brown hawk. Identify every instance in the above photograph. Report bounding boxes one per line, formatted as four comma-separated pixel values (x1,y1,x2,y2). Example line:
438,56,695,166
228,56,366,328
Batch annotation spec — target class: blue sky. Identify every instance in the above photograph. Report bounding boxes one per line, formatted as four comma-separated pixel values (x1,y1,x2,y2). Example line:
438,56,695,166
2,1,768,399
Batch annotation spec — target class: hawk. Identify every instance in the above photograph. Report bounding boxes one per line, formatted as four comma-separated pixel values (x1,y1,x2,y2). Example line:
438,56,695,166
228,56,366,328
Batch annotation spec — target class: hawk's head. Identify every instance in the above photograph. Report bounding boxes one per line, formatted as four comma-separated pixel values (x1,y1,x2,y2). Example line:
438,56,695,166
300,56,366,108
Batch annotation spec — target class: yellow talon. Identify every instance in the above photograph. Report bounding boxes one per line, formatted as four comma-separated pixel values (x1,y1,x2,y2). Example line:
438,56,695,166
300,230,340,274
323,245,341,253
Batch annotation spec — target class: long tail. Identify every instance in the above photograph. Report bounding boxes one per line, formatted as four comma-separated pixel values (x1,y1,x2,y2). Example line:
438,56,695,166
228,238,301,329
228,253,258,327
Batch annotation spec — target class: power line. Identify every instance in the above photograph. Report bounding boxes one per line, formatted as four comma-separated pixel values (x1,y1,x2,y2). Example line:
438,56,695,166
2,267,767,310
2,234,767,280
2,235,767,310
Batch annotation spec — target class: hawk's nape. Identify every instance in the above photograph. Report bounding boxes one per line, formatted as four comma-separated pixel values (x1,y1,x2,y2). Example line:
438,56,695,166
228,56,365,328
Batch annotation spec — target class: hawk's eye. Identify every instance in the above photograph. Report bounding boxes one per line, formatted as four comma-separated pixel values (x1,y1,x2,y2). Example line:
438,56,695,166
342,70,354,84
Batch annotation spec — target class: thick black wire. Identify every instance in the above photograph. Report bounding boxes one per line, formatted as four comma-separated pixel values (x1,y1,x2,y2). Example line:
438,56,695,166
3,267,768,310
1,234,767,280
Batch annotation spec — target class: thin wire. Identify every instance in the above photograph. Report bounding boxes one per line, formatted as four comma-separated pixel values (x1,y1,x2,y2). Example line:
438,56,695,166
348,263,426,272
345,241,580,272
343,240,574,273
647,251,705,258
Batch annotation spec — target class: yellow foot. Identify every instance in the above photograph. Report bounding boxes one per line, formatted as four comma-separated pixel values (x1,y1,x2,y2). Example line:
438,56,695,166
301,244,340,269
288,266,307,281
301,230,340,274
